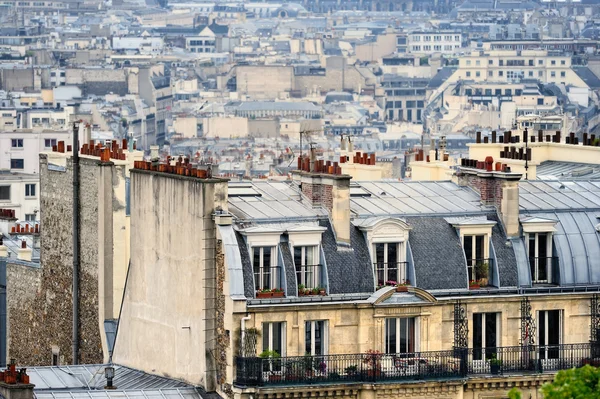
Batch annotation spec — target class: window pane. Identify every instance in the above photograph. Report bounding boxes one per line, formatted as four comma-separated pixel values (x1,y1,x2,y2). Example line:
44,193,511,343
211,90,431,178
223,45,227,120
473,313,483,359
263,247,271,267
305,321,311,355
314,321,323,356
263,322,270,352
463,236,473,260
538,311,546,346
475,235,484,259
538,233,547,258
385,318,396,354
485,313,497,358
272,322,283,355
548,310,560,346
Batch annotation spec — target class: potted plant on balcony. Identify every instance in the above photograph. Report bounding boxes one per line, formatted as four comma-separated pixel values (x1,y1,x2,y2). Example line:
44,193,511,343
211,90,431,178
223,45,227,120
298,284,306,296
363,349,383,378
272,288,284,298
256,288,273,299
489,354,502,375
345,365,358,377
476,262,489,287
469,280,480,290
318,286,326,295
396,279,411,292
259,349,281,377
312,287,319,296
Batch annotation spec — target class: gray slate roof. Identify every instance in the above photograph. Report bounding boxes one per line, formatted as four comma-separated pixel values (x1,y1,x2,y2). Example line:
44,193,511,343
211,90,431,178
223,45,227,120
407,217,468,290
320,220,374,294
489,213,518,287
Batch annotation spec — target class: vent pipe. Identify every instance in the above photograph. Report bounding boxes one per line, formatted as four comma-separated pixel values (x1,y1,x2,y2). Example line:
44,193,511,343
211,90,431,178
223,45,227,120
72,122,80,364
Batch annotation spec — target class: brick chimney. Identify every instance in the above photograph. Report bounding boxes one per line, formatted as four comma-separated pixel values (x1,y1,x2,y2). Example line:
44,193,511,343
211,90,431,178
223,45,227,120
293,155,352,244
0,361,34,399
457,163,522,237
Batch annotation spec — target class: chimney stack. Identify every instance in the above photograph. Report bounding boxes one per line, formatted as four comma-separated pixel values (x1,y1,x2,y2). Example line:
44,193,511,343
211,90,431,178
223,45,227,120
457,166,522,237
17,241,32,262
0,360,34,399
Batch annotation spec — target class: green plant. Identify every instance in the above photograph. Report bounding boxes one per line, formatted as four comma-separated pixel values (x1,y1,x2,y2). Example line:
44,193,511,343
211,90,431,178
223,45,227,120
397,279,410,286
489,354,502,366
312,287,319,294
345,365,358,375
260,288,272,293
298,284,305,291
541,365,600,398
507,387,522,399
328,371,340,379
476,262,489,279
259,350,280,359
469,280,479,287
272,288,283,293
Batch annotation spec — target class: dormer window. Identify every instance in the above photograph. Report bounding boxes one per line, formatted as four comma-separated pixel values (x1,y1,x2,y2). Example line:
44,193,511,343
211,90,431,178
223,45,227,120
448,218,496,286
252,246,280,291
520,216,558,285
294,245,320,289
356,217,411,289
463,234,489,282
528,233,551,283
374,242,405,286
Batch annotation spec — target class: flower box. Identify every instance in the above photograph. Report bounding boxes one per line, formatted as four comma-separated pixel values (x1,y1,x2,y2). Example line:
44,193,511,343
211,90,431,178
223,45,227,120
396,286,409,292
256,291,273,299
272,291,284,298
469,284,480,290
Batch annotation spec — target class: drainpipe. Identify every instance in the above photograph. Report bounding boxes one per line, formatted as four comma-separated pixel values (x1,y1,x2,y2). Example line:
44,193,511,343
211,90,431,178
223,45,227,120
240,314,251,356
72,122,80,364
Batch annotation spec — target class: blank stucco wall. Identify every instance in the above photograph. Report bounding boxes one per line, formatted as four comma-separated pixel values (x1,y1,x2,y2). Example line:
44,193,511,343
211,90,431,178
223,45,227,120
114,171,228,390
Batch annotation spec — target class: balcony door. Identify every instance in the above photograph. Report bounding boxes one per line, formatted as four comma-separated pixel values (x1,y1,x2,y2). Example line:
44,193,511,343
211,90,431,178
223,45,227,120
374,243,405,285
528,233,552,284
473,312,499,361
538,310,561,360
463,234,486,282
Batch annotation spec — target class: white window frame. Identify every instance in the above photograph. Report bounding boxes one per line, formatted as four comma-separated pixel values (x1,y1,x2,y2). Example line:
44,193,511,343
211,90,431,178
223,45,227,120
472,312,500,360
537,310,561,359
527,232,553,284
252,246,278,290
294,245,320,289
462,234,489,281
373,242,406,284
305,320,328,356
384,317,419,354
25,183,36,197
263,321,286,356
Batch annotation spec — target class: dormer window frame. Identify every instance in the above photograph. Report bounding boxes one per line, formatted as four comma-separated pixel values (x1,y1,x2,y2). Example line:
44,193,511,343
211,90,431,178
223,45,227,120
356,218,411,287
240,227,284,293
288,225,327,291
521,217,558,285
450,220,496,283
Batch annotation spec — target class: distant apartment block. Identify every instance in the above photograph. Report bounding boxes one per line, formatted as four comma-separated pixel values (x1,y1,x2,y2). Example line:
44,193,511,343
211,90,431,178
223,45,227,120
408,31,462,54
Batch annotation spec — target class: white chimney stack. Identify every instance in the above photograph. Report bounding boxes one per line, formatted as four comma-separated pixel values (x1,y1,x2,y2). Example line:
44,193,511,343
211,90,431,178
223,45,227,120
17,241,32,262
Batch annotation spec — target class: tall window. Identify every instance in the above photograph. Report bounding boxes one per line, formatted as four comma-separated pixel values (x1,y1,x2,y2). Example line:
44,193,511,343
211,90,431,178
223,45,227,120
253,246,279,291
374,242,405,285
528,233,551,283
538,310,561,359
294,246,320,289
263,322,285,357
11,139,23,148
25,184,36,197
473,313,499,360
385,317,416,355
305,320,327,356
463,235,486,281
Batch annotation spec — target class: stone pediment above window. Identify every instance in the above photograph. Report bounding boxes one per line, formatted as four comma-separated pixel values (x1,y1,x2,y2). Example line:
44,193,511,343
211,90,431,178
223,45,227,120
446,216,496,236
286,224,327,247
354,217,412,243
519,216,558,233
237,226,284,247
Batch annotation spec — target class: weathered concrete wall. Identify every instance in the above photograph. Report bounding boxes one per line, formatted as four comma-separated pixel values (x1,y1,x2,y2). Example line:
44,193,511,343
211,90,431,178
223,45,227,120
248,119,279,138
114,171,228,390
0,70,35,92
65,69,128,96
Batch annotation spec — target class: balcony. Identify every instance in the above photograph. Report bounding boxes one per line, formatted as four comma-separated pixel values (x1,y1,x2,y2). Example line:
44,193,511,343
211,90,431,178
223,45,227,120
296,264,325,296
529,257,559,284
375,262,409,288
467,258,493,287
254,266,284,299
235,343,600,387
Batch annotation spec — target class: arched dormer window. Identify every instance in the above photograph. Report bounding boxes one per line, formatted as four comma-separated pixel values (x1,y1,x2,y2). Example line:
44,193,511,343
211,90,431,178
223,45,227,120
356,217,411,288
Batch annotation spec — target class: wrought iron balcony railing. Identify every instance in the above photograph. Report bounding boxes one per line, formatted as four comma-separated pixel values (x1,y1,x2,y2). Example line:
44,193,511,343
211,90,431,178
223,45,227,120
235,343,600,387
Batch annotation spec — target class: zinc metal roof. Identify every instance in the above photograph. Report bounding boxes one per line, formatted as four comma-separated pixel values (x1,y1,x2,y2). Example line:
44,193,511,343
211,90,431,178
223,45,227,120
518,180,600,211
227,181,326,221
536,161,600,181
350,181,490,217
34,388,203,399
28,364,192,391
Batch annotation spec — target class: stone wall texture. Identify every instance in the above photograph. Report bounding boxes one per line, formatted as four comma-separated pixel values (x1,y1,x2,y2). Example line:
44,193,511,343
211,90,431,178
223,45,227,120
7,155,103,365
